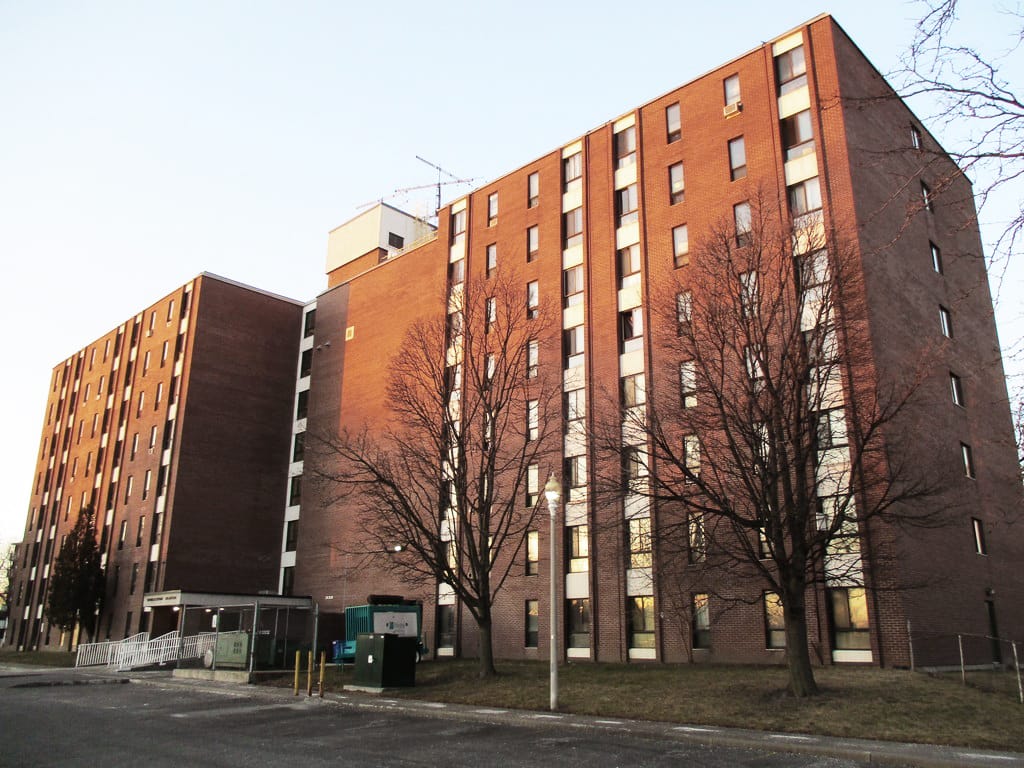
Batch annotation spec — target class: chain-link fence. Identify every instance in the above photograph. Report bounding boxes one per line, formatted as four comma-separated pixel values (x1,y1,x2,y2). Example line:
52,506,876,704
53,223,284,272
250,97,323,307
909,629,1023,704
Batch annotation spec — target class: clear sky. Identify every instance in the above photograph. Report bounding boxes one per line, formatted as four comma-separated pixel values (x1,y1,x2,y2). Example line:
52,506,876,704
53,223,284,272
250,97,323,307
1,1,1020,545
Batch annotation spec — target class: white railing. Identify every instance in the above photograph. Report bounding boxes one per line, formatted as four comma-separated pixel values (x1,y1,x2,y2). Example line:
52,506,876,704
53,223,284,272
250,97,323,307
76,630,220,671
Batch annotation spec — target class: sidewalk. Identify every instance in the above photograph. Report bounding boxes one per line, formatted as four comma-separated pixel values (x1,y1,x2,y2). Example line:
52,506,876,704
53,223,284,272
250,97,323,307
121,668,1024,768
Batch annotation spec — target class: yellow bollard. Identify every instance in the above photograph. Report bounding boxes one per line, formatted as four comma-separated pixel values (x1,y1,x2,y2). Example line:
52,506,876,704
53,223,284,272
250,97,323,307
319,650,326,697
293,650,301,696
306,650,313,697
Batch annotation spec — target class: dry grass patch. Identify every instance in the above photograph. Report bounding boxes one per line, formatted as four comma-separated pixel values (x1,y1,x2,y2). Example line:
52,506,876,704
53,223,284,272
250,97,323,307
0,649,76,667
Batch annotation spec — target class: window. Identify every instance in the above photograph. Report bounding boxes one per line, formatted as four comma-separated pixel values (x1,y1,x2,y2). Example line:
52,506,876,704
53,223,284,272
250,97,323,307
911,124,923,150
527,172,539,208
972,517,987,554
692,594,711,649
789,177,822,216
614,125,636,169
921,181,933,212
142,470,151,501
816,409,848,449
118,520,128,550
563,264,584,307
484,297,497,334
303,309,316,339
567,598,591,648
437,604,455,649
448,258,465,285
565,453,586,491
680,361,696,408
676,291,693,325
296,390,309,420
289,475,302,506
781,110,815,161
684,434,701,477
137,391,145,417
622,446,648,491
939,306,953,338
528,225,541,260
563,152,582,189
292,431,305,462
961,442,975,478
487,192,498,226
616,184,639,227
764,592,786,648
567,524,589,572
521,282,537,321
950,372,965,406
486,243,497,276
526,464,539,507
160,341,169,367
666,102,681,143
526,399,539,441
621,372,646,408
728,137,747,180
745,345,764,389
930,241,943,273
129,563,139,595
136,516,145,548
828,587,870,650
740,271,758,317
447,311,463,338
723,74,741,107
285,520,298,552
124,475,134,503
629,596,655,649
300,348,313,378
689,513,706,562
388,231,404,249
527,340,539,379
617,244,641,289
450,209,467,244
526,531,539,575
619,307,644,353
525,600,539,648
775,45,807,94
669,162,685,204
734,202,752,246
672,224,690,267
629,517,652,568
564,325,585,369
565,388,585,425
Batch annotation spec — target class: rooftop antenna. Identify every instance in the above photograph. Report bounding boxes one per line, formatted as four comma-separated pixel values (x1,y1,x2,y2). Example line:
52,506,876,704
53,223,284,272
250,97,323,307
416,155,475,213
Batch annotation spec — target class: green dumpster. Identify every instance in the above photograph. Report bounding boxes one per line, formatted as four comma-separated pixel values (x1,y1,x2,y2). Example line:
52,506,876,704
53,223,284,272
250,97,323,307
352,633,416,688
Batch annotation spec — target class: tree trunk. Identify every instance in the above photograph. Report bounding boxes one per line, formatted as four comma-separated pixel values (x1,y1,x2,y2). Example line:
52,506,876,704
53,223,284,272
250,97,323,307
783,589,819,697
477,618,497,678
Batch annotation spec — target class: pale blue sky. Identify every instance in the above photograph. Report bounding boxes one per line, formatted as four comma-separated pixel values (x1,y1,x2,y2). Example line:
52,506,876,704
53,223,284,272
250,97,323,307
1,1,1020,544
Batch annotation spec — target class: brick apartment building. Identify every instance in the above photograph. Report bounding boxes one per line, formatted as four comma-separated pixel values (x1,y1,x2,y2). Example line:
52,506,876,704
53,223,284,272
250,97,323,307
5,14,1022,667
5,274,303,650
290,14,1024,668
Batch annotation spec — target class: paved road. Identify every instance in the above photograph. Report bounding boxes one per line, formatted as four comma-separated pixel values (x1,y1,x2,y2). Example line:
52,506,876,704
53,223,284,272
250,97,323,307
0,667,1020,768
0,668,857,768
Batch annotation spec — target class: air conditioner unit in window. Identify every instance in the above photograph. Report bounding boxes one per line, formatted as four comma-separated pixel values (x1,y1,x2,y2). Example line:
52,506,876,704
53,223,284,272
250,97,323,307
723,101,742,117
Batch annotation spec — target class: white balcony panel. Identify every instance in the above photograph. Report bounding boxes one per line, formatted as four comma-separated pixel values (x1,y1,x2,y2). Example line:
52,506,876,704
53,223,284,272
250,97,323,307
622,413,647,446
150,544,160,562
564,427,586,458
563,365,585,391
437,582,456,604
451,197,467,214
280,551,296,568
285,506,301,523
772,31,804,55
628,648,656,660
568,647,590,659
565,500,588,527
615,222,640,250
619,349,645,377
618,283,642,312
624,494,650,519
613,113,636,132
565,571,590,599
614,162,637,190
562,181,583,212
833,649,873,663
562,243,584,268
562,140,583,158
562,303,584,330
778,84,811,119
626,567,653,596
784,153,818,186
792,211,826,255
448,282,464,312
449,239,466,263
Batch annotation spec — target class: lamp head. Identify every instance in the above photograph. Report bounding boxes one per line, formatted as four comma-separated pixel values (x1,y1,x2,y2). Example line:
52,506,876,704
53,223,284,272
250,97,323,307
543,472,561,504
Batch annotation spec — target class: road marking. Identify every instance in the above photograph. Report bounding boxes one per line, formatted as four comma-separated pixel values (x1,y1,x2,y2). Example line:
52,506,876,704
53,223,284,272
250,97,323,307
170,703,305,719
473,708,507,714
595,720,624,725
769,735,814,742
673,726,717,733
957,755,1018,763
532,714,563,719
415,702,447,708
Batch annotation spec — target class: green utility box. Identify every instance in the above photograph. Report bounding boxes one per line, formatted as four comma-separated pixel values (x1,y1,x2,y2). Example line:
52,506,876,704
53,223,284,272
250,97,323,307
352,633,417,688
205,630,277,669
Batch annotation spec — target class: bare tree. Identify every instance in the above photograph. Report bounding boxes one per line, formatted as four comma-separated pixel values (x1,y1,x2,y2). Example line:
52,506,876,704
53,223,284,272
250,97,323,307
598,196,946,697
311,271,559,678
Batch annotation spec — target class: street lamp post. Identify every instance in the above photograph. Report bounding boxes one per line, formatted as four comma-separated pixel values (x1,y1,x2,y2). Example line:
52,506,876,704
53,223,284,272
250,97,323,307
543,472,562,712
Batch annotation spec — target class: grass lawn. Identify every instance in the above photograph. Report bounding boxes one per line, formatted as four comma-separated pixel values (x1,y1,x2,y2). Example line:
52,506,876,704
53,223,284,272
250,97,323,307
311,659,1023,752
0,649,76,667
